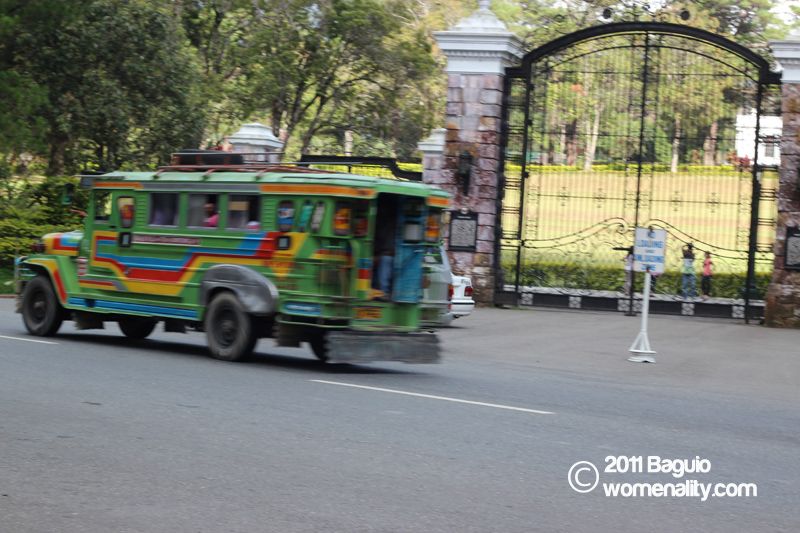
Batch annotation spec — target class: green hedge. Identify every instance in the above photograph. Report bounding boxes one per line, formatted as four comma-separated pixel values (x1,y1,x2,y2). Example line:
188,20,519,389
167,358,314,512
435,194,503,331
502,262,770,299
0,175,86,266
0,219,80,266
0,266,13,294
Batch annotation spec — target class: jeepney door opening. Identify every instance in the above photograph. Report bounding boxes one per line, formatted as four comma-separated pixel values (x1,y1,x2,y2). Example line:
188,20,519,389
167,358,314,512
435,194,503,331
372,194,425,303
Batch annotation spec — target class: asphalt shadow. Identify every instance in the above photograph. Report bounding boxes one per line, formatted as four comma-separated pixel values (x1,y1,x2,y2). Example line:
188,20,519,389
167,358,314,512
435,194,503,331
53,331,420,376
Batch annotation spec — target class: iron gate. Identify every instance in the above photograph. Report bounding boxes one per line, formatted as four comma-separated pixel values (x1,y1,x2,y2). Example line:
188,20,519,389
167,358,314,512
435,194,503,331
497,22,780,319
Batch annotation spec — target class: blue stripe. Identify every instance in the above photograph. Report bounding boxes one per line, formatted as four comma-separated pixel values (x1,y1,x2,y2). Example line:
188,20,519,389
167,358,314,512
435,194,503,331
68,297,198,319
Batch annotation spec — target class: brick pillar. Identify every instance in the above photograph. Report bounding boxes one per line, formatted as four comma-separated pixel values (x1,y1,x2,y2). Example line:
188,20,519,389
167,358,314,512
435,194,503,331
431,1,522,305
766,39,800,326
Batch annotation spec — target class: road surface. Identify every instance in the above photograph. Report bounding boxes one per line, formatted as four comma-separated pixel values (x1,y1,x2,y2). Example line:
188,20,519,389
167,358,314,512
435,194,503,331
0,299,798,532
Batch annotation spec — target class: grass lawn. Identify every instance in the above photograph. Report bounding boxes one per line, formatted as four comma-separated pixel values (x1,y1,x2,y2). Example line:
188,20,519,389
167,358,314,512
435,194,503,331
500,168,778,276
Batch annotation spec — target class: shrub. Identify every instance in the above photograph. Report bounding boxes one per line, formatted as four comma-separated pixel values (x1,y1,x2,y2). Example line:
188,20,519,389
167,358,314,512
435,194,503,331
501,261,771,299
0,175,86,266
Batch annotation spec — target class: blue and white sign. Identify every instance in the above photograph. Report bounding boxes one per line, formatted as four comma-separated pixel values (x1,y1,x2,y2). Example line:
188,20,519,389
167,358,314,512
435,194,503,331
633,227,667,274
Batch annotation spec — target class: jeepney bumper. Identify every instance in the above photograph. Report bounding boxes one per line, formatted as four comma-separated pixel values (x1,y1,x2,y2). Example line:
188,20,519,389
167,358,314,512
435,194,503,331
326,330,440,364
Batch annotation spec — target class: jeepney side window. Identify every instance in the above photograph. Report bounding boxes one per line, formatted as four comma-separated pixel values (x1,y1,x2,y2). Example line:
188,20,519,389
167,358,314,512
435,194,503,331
94,191,112,222
276,200,295,232
425,208,442,243
333,201,352,236
297,200,314,232
310,201,326,233
229,195,261,230
402,200,423,242
148,193,178,226
353,200,369,237
118,196,135,229
187,194,219,228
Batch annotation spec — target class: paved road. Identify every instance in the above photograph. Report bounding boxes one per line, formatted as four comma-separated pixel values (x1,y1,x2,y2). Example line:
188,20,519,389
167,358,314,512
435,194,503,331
0,299,798,532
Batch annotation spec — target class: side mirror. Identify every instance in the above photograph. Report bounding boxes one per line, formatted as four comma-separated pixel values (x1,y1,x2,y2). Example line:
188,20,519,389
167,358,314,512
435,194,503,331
62,183,75,206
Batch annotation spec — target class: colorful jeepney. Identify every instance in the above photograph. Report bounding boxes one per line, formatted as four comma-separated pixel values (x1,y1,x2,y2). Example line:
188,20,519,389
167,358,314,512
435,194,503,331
17,155,450,363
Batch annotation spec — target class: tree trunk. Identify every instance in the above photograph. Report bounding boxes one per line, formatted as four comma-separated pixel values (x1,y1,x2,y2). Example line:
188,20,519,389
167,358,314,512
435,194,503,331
565,119,578,166
670,115,681,173
344,129,353,156
703,120,718,165
583,106,601,171
46,134,68,177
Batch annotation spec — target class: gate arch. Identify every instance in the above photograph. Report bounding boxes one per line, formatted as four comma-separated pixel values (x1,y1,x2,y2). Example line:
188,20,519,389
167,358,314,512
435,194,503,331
497,21,780,319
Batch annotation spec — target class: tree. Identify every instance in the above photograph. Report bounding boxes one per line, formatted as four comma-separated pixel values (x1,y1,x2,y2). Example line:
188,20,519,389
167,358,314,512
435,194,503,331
7,0,205,175
176,0,442,157
0,0,79,175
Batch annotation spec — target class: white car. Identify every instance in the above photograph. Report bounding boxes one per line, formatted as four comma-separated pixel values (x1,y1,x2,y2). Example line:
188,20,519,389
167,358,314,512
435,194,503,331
449,275,475,319
421,246,454,327
420,247,475,326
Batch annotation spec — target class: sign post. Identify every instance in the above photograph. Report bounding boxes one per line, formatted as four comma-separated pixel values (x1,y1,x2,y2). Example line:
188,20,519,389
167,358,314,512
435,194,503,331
628,227,667,363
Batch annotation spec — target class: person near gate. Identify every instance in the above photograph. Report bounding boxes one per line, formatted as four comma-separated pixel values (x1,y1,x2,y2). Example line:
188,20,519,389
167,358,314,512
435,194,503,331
622,246,634,297
681,243,697,299
701,251,713,300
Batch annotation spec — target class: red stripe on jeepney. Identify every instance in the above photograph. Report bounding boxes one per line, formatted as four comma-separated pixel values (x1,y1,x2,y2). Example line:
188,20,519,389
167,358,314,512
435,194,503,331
52,270,67,303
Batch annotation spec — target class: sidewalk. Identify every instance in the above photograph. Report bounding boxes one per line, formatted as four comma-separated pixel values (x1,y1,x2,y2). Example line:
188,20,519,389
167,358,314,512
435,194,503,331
440,307,800,403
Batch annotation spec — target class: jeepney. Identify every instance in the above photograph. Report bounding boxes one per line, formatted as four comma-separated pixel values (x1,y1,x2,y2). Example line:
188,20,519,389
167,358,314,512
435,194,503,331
16,152,450,363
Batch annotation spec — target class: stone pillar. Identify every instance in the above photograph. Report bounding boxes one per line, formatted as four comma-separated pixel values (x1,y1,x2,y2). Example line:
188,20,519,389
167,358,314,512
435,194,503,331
417,128,446,182
431,1,522,304
765,38,800,326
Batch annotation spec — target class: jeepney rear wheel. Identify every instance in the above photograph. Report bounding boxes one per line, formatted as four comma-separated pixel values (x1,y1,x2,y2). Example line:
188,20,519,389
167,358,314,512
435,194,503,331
309,331,329,362
118,317,158,339
21,275,65,337
205,292,257,362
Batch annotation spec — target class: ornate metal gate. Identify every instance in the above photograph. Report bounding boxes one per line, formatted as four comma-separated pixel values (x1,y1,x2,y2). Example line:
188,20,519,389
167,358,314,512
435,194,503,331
497,22,780,319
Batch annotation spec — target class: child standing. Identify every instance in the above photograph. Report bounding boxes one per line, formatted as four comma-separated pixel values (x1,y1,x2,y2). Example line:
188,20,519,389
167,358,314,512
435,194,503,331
681,243,697,299
701,251,713,300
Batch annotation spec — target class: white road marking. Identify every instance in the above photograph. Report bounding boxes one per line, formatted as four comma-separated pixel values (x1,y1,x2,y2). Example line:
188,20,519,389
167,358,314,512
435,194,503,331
311,380,554,415
0,335,58,345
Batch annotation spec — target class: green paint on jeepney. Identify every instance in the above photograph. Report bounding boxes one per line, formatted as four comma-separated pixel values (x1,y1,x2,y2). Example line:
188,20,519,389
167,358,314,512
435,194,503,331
20,169,450,332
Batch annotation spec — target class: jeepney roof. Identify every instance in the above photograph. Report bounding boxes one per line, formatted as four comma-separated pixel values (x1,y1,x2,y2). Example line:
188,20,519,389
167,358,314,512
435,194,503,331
86,170,450,201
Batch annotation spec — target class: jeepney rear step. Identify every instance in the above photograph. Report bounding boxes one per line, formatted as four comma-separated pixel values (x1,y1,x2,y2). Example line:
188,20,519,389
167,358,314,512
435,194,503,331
326,330,440,364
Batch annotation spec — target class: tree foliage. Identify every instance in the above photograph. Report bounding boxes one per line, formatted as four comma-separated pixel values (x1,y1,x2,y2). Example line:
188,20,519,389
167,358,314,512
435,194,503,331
0,0,796,173
175,0,442,158
2,0,205,176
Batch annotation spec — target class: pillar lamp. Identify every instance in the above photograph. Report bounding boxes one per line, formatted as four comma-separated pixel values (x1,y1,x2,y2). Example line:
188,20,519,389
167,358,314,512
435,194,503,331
457,150,473,195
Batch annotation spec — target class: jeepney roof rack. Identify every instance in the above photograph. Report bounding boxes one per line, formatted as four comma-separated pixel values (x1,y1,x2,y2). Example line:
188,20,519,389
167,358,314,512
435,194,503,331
152,149,336,177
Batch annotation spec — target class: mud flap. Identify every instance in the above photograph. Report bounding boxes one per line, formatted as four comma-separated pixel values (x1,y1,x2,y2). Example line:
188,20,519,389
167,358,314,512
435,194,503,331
326,330,440,364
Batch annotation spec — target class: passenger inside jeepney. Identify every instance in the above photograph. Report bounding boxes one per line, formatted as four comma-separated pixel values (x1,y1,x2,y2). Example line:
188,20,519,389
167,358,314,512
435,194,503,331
204,201,219,227
372,195,398,301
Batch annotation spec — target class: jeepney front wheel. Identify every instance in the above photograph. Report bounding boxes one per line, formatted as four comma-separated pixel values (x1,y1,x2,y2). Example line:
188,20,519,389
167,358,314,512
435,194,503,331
118,317,158,339
205,292,257,362
21,275,65,336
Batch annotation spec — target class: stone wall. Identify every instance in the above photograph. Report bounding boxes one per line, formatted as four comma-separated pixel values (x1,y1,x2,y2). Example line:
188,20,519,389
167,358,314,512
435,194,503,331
765,84,800,326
